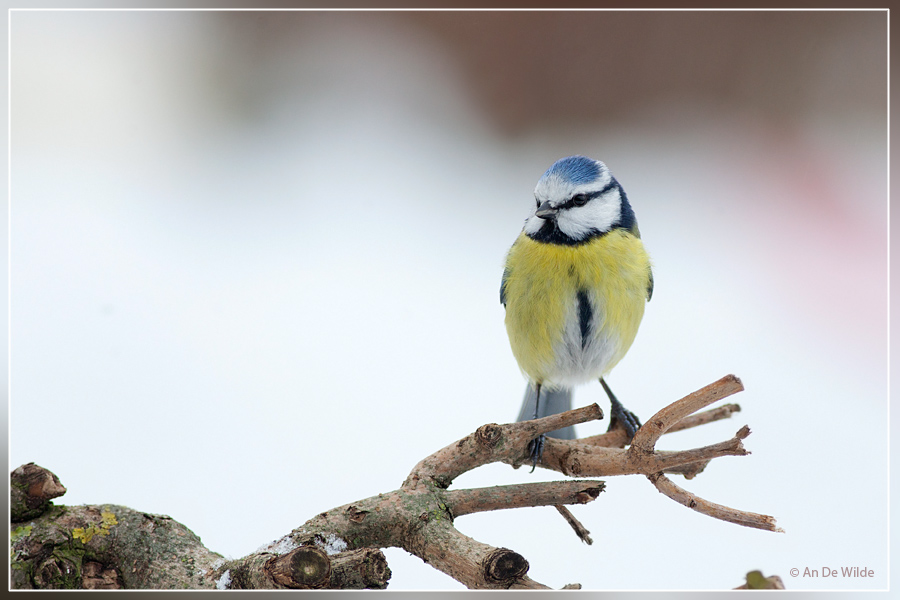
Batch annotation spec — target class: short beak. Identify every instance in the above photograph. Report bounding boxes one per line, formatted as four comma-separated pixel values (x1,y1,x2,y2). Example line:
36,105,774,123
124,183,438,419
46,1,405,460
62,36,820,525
535,201,558,220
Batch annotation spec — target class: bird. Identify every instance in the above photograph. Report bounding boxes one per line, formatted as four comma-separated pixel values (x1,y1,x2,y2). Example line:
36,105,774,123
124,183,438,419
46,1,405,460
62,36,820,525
500,155,653,468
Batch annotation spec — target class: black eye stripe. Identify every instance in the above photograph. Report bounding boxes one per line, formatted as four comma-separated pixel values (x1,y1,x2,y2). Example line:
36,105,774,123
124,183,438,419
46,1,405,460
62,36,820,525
560,180,618,209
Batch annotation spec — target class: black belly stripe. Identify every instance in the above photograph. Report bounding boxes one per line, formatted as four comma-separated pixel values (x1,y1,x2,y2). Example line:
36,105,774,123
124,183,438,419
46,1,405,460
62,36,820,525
576,290,593,350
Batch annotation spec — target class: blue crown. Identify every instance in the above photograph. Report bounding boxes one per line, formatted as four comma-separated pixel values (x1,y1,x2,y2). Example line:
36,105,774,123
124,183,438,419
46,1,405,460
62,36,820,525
541,156,601,186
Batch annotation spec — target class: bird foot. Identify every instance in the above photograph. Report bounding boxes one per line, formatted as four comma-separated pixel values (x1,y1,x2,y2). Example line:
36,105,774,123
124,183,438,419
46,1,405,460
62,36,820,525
608,401,642,440
527,434,545,472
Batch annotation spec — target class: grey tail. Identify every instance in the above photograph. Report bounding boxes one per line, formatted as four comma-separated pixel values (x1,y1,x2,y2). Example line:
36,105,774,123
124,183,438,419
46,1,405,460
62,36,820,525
516,384,576,440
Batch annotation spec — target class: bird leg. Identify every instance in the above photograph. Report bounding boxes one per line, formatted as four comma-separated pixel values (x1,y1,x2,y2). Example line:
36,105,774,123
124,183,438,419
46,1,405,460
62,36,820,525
527,382,545,472
600,378,641,439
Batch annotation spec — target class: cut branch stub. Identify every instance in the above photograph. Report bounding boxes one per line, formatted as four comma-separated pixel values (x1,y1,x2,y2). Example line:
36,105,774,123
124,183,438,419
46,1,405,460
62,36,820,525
475,423,503,448
329,548,391,589
346,506,368,523
265,546,332,589
11,462,67,522
482,548,529,585
82,561,122,590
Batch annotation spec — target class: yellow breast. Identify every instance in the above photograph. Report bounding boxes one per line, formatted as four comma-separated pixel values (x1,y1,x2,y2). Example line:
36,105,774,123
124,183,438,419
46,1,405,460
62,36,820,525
502,230,651,385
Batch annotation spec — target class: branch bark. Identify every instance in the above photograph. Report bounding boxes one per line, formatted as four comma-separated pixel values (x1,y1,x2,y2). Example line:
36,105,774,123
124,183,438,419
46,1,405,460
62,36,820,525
445,480,604,517
10,374,780,589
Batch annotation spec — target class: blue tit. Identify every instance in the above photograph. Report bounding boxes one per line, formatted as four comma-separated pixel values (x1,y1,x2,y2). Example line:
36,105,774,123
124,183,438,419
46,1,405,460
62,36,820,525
500,155,653,466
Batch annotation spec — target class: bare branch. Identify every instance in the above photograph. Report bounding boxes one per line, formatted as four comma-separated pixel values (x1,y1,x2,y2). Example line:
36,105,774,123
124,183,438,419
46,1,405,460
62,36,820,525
536,428,749,478
580,402,742,449
666,402,742,433
631,375,745,453
649,472,782,532
381,519,548,589
554,505,593,545
12,375,778,590
403,403,603,490
445,480,603,517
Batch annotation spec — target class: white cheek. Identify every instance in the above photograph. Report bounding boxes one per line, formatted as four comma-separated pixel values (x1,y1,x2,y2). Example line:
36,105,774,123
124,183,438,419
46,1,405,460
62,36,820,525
523,211,544,235
556,196,621,238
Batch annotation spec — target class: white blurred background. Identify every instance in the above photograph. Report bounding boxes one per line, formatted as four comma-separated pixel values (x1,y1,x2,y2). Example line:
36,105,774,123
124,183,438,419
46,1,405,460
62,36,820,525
8,9,887,591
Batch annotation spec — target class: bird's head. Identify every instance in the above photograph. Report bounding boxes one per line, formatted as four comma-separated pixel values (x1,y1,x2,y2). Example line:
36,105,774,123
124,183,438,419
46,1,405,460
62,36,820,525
523,155,636,245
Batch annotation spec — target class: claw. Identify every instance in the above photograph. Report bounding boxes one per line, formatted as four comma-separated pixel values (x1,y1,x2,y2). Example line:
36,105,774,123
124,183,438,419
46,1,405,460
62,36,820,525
527,434,545,472
609,402,642,439
601,378,642,440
